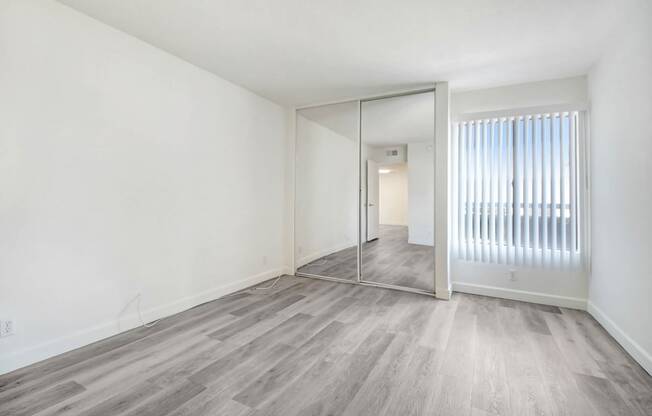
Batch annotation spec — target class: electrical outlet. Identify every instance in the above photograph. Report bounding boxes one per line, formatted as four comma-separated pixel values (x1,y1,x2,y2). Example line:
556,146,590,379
262,255,268,265
0,320,14,337
509,270,517,282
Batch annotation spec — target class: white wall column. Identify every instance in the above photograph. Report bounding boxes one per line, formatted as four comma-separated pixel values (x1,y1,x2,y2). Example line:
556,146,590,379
435,82,451,299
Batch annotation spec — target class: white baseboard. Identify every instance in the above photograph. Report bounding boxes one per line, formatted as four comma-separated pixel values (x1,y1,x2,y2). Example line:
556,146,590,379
296,242,356,269
587,301,652,376
0,267,290,375
435,285,452,300
452,281,587,310
408,238,434,246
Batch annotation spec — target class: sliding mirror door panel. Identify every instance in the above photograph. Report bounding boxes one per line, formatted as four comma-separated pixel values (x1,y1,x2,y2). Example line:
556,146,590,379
295,101,359,281
360,91,435,292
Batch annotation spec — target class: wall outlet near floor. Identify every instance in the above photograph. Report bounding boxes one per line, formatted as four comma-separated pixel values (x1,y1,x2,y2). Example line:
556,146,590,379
509,270,517,281
0,320,15,337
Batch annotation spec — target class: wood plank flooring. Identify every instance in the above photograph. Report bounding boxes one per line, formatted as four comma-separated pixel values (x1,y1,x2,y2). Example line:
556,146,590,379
298,225,435,292
1,276,651,416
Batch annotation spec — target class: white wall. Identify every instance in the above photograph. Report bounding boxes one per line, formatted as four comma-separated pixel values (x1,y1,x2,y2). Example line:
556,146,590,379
452,76,587,117
0,0,289,374
407,142,435,246
449,77,590,308
587,0,652,374
434,82,451,299
379,165,408,226
295,115,357,266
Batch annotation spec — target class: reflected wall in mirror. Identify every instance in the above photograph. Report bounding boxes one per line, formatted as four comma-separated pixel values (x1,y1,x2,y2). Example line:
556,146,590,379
360,91,435,292
295,101,359,281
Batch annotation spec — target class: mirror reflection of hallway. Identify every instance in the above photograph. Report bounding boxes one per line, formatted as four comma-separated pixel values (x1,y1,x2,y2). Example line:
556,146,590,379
361,91,435,292
294,101,359,281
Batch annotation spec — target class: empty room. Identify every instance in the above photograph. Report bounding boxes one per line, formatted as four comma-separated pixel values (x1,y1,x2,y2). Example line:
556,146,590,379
0,1,651,415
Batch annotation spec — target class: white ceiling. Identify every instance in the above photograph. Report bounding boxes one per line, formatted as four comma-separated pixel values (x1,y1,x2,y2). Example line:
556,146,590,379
59,0,622,106
298,91,434,146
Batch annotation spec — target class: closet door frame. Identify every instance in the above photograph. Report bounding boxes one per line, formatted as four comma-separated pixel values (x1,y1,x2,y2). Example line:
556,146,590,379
293,86,442,298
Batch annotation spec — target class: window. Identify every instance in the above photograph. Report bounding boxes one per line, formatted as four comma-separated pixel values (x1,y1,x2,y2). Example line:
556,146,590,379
452,110,586,269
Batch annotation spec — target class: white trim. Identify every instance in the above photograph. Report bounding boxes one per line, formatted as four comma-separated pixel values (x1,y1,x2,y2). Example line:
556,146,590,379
407,238,434,246
587,301,652,376
295,85,436,110
287,108,297,275
436,286,452,300
434,82,451,300
581,110,592,273
454,103,589,122
0,267,289,375
357,99,362,283
452,281,587,310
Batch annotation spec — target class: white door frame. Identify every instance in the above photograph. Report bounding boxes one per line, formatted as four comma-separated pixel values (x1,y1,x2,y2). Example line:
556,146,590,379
366,159,380,242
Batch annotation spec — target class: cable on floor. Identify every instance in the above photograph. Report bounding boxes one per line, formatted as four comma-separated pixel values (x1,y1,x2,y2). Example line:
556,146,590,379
219,275,283,299
252,276,282,290
130,275,285,329
136,294,161,328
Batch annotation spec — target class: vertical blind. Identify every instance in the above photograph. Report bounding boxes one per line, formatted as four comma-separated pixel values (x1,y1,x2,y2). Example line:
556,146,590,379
452,111,584,269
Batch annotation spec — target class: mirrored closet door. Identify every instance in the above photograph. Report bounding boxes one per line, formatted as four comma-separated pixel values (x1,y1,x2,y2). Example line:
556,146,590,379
295,101,360,281
360,91,435,292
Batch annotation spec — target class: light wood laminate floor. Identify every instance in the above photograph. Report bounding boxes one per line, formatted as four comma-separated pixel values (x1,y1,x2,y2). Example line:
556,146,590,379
1,276,651,416
298,225,435,292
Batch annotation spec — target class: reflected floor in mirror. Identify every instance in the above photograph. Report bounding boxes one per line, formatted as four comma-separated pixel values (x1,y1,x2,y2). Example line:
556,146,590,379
297,225,434,292
296,245,358,281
